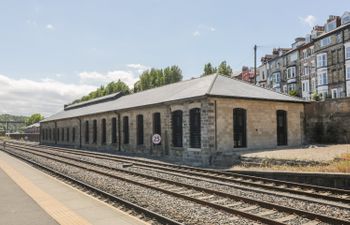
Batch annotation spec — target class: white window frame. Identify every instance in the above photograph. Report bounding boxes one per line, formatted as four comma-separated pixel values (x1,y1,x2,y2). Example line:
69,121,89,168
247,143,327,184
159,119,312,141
287,67,296,79
320,37,331,47
331,88,338,99
317,53,327,68
346,66,350,80
317,70,328,86
346,46,350,60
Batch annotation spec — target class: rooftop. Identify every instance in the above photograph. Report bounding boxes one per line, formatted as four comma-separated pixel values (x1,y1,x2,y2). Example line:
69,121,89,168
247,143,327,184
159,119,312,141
42,74,305,122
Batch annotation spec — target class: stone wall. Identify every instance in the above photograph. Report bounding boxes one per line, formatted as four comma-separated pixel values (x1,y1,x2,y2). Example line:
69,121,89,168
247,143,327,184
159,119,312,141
304,97,350,144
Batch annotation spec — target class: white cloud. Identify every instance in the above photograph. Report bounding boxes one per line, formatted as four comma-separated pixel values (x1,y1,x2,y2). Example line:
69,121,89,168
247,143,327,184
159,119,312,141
79,70,139,87
46,24,54,30
127,64,149,74
0,74,96,116
299,15,316,28
193,31,200,37
192,24,215,37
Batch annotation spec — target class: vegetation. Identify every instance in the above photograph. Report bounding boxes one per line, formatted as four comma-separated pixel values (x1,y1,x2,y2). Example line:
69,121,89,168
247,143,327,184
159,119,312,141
288,90,298,96
72,79,131,104
202,61,233,77
134,65,182,92
0,114,28,133
25,113,44,126
312,92,321,101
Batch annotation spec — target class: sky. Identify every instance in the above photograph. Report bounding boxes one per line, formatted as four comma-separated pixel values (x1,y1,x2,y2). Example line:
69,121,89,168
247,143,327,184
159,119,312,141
0,0,348,116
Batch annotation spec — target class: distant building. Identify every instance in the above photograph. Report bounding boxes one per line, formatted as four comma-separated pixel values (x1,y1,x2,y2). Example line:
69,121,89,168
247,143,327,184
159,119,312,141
256,11,350,100
24,122,40,134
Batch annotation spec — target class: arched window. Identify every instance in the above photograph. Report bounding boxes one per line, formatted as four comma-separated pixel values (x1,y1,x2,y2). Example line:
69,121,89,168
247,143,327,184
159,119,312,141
61,128,64,142
123,116,129,144
72,127,76,143
277,110,288,146
233,108,247,148
66,127,70,142
85,121,89,143
101,118,106,144
172,110,183,147
57,128,60,142
137,115,144,145
190,108,201,148
111,118,117,144
93,120,97,143
153,113,161,135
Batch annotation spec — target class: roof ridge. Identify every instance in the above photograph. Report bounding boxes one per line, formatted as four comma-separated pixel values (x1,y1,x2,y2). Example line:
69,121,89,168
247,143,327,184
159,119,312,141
206,73,219,94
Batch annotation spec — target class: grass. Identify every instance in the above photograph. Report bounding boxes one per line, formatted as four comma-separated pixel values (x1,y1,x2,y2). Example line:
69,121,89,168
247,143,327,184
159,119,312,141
235,153,350,173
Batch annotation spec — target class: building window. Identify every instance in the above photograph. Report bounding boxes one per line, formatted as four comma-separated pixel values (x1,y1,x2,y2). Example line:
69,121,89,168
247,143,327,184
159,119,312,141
67,127,70,142
72,127,76,143
153,113,161,135
347,66,350,80
85,121,89,143
61,128,64,141
276,110,288,146
57,128,60,142
287,67,296,79
331,88,338,99
320,36,331,47
317,53,327,68
233,108,247,148
346,47,350,60
317,71,328,86
190,108,201,148
172,110,183,147
111,118,117,144
93,120,97,143
101,118,106,144
136,115,144,145
123,116,129,144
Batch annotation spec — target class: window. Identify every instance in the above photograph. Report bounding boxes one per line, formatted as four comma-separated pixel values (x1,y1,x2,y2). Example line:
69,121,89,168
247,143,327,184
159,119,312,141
233,108,247,148
276,110,288,146
137,115,144,145
320,37,331,47
273,72,280,83
112,118,117,144
262,71,265,80
342,13,350,25
190,108,201,148
101,119,106,144
153,113,161,135
347,66,350,80
332,89,338,99
61,128,64,141
57,128,60,142
325,21,337,32
93,120,97,143
318,71,328,85
302,80,309,93
287,67,296,79
172,110,183,147
304,66,309,76
123,116,129,144
317,53,327,68
85,121,89,143
346,47,350,60
337,33,342,43
72,127,76,143
67,127,69,142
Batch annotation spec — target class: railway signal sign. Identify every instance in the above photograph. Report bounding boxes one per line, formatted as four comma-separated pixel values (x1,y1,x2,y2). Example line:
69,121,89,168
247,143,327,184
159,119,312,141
152,134,161,145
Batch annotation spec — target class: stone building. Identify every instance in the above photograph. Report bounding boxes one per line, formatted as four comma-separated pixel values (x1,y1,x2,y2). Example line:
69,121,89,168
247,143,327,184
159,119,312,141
41,74,305,166
256,11,350,100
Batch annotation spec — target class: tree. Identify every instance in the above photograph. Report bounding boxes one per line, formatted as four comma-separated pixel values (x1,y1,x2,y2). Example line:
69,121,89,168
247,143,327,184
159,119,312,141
217,61,233,77
71,80,130,104
25,113,44,126
202,63,217,76
136,65,183,92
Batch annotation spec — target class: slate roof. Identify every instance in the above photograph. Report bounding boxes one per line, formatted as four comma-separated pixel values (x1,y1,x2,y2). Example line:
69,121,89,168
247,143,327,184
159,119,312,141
42,74,305,122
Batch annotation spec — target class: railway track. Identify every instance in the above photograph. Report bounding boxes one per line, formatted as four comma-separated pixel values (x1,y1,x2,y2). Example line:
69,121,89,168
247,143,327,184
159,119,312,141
2,142,350,225
6,141,349,205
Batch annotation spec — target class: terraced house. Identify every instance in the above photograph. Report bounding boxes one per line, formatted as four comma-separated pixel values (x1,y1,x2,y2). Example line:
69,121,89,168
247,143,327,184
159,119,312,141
257,11,350,100
40,74,305,166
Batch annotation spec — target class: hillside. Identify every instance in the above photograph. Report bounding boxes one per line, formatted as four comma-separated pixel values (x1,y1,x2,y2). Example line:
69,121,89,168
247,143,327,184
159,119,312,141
0,114,28,133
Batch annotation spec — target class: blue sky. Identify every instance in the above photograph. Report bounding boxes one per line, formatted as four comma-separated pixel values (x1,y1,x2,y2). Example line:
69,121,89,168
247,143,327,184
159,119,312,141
0,0,348,116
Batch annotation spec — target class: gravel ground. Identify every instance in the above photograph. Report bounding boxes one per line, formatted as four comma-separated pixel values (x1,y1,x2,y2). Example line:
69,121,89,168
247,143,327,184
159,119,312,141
9,147,350,223
240,144,350,162
9,148,260,225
